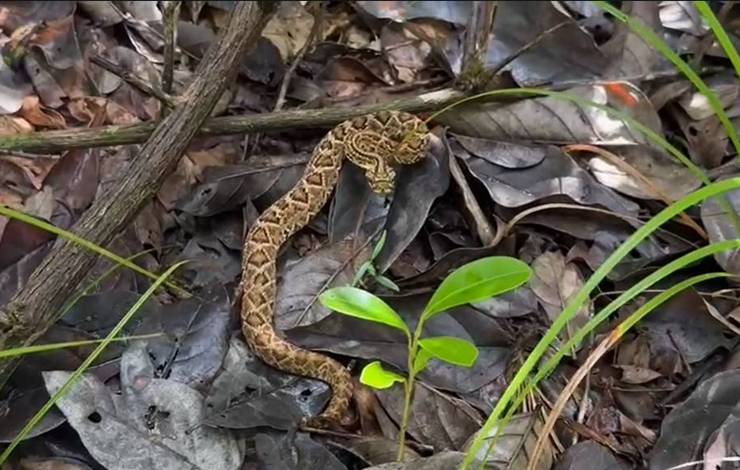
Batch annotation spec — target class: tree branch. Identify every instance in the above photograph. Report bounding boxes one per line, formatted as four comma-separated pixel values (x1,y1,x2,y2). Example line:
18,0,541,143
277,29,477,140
0,2,274,388
0,88,465,154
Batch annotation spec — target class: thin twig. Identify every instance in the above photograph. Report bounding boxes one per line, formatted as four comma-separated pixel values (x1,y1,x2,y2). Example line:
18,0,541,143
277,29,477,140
448,153,495,245
502,202,700,249
91,55,176,108
322,77,450,106
162,1,181,95
274,2,324,111
563,143,708,240
488,21,571,78
0,151,60,160
109,0,199,63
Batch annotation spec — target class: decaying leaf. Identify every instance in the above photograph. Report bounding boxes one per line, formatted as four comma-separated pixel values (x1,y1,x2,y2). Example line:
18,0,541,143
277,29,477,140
43,343,245,470
275,239,370,330
649,369,740,469
376,381,480,452
441,82,662,146
203,337,331,431
462,410,554,470
529,250,592,343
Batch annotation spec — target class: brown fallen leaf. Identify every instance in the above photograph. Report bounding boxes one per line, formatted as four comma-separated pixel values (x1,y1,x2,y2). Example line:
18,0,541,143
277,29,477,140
2,155,57,190
20,95,66,129
262,1,316,62
67,97,108,125
529,250,592,343
0,115,33,135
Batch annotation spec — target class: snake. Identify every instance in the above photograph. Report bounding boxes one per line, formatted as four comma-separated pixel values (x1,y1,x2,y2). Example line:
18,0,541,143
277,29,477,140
239,110,431,428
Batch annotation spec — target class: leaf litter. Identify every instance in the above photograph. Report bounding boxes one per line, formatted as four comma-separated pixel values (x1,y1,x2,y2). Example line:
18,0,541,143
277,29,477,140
1,1,740,469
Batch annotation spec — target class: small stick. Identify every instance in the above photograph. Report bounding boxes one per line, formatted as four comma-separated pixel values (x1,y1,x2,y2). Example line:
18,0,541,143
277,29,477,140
448,153,496,245
273,2,324,111
91,55,176,108
487,21,570,78
162,1,181,95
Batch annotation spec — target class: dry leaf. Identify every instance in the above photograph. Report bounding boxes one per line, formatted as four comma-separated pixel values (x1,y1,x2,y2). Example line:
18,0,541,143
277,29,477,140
530,251,592,342
262,1,315,61
20,95,66,128
0,115,34,136
2,155,57,190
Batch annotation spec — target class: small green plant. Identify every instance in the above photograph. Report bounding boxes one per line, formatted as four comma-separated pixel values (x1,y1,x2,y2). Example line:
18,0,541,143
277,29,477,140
452,3,740,467
352,230,400,292
320,256,532,460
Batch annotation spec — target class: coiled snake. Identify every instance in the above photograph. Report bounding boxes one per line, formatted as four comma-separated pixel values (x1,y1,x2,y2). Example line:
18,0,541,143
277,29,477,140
239,111,431,428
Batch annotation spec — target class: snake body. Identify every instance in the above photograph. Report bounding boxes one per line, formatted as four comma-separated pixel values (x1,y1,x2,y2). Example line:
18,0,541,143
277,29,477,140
240,111,430,428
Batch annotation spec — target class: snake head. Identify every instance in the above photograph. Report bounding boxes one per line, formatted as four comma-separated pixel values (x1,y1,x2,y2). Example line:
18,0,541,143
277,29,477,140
394,119,431,165
396,130,430,165
366,163,396,195
344,112,430,195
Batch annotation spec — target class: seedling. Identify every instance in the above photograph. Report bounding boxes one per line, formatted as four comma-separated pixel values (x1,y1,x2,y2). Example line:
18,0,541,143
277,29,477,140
320,256,532,460
352,230,400,292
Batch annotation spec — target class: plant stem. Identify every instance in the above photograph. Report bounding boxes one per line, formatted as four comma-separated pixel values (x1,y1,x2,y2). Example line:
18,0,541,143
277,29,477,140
397,377,413,460
397,326,423,460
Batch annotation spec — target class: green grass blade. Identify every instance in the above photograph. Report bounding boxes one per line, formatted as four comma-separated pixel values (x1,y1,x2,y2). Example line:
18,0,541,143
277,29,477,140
460,178,740,470
593,1,740,161
617,272,734,334
485,242,740,468
0,333,163,359
533,239,740,387
0,260,187,464
695,1,740,80
0,206,188,296
527,271,733,469
56,247,160,321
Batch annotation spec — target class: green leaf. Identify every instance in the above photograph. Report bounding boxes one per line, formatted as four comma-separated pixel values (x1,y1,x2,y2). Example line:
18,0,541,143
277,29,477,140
418,336,479,367
371,230,388,260
319,286,410,335
376,275,400,292
352,261,370,287
412,348,432,374
422,256,531,320
360,361,405,389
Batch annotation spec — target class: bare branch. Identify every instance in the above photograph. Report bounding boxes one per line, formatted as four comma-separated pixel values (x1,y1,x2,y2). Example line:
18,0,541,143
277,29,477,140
0,1,275,388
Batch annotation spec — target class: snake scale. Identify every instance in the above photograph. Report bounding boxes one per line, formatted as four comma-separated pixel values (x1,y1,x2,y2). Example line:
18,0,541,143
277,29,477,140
239,111,431,428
